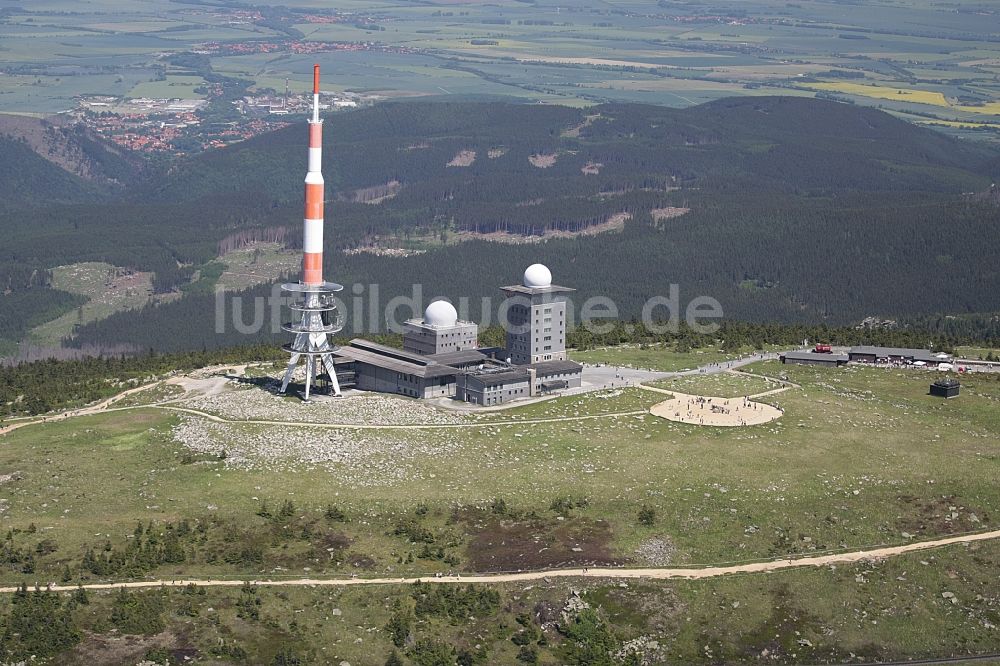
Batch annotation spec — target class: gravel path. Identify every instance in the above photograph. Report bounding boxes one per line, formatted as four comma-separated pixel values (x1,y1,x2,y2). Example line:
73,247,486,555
6,529,998,593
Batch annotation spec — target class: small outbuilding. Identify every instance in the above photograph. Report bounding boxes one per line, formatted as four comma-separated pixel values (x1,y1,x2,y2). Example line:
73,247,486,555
930,378,960,399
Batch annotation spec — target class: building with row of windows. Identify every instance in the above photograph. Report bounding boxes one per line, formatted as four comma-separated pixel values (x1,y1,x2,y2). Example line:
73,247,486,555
455,359,583,406
500,263,572,365
402,300,479,356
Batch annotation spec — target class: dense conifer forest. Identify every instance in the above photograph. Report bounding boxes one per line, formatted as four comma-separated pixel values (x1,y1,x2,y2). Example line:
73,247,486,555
2,96,999,355
0,345,282,417
0,138,102,210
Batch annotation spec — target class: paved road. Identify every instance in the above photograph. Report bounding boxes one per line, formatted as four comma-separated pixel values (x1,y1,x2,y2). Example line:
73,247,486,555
579,350,782,382
678,351,782,376
5,528,997,594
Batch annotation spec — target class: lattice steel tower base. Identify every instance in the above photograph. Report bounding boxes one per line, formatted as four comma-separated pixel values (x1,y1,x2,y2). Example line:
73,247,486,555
280,281,344,400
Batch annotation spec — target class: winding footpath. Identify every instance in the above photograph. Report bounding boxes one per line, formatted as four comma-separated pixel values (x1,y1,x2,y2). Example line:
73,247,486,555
0,380,169,436
3,528,997,594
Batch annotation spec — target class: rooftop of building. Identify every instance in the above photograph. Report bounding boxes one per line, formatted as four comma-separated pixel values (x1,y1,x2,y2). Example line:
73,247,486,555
529,359,584,374
782,351,849,362
464,367,531,387
459,358,582,387
849,346,951,362
500,283,576,296
337,339,458,379
336,340,501,380
404,317,477,330
501,262,575,296
428,348,489,366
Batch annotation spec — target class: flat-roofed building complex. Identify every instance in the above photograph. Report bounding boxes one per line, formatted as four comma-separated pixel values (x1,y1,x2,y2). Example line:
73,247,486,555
779,347,952,369
337,339,488,399
286,264,583,406
453,265,583,405
456,367,531,406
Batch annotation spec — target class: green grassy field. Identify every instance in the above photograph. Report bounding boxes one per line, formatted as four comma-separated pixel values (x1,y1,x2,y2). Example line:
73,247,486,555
28,263,156,347
2,360,997,575
473,387,661,422
648,371,780,398
127,75,207,100
1,348,999,662
957,346,1000,360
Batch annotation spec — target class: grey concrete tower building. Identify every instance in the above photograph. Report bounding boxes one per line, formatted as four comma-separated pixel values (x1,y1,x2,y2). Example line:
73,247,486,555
403,300,478,356
501,264,574,365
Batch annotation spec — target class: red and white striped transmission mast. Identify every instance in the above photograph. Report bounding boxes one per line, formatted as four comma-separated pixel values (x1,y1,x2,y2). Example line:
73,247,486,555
279,64,344,400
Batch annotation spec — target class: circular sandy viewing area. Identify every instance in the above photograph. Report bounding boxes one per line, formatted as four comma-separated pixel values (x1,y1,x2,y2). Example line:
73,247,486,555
648,390,784,427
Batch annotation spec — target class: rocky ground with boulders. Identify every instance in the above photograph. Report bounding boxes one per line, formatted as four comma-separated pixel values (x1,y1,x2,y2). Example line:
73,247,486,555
180,379,468,426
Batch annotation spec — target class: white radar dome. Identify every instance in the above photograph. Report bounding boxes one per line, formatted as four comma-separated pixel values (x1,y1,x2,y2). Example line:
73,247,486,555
523,263,552,288
424,300,458,328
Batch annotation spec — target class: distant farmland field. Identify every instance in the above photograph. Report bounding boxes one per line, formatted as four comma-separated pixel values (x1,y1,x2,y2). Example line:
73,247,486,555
806,82,950,107
128,75,207,100
0,0,996,138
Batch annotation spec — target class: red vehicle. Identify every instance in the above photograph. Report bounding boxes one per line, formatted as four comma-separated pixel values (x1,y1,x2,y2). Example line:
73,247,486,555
814,343,833,354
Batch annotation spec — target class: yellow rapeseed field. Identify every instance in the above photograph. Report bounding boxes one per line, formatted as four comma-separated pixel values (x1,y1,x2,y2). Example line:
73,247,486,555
806,82,1000,116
